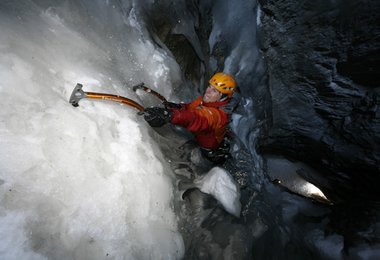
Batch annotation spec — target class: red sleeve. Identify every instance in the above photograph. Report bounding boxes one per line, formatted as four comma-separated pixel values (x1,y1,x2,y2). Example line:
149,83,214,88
171,109,211,133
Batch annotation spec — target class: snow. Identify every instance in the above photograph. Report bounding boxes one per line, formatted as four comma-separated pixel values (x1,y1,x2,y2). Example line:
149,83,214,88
0,1,184,259
195,167,241,217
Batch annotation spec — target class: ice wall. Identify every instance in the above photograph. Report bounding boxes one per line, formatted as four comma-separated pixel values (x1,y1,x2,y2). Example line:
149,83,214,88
0,1,184,259
208,0,267,182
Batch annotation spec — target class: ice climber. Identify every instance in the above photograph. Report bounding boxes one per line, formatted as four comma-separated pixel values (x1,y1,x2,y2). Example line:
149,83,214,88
143,72,239,164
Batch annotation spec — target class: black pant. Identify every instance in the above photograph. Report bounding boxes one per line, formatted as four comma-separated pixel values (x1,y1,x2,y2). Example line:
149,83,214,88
200,141,231,165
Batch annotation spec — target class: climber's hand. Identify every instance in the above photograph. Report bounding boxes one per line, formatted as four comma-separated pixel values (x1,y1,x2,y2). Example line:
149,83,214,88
143,107,173,127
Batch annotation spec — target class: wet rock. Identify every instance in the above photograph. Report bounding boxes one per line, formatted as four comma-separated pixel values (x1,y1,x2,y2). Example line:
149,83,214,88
257,0,380,201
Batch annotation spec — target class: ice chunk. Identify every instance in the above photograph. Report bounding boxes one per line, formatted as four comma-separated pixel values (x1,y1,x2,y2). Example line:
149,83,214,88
195,167,241,217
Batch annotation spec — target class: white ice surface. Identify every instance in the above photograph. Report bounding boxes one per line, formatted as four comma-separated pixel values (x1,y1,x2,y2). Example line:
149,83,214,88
0,2,183,259
195,167,241,217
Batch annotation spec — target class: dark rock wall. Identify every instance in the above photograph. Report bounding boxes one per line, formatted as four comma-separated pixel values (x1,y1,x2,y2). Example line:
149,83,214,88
258,0,380,200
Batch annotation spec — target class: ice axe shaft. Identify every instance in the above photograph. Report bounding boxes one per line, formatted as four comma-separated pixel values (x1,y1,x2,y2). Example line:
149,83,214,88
69,83,145,111
132,82,168,104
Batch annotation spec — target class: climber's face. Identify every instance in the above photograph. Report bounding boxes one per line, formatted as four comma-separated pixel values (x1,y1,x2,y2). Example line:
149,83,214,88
203,85,222,103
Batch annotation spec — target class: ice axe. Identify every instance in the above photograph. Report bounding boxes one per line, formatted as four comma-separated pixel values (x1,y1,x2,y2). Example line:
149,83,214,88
132,82,168,105
132,83,184,110
69,83,145,111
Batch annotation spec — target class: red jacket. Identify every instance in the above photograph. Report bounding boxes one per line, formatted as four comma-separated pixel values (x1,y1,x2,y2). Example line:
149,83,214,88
170,96,230,149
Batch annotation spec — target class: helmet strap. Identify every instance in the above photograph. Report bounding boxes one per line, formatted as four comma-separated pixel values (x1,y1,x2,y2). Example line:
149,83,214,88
220,94,229,101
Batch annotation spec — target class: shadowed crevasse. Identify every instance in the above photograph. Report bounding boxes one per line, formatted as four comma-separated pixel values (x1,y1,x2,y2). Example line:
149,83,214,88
257,0,380,201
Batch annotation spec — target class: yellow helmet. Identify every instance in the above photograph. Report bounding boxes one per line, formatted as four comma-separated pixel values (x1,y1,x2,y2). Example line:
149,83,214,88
209,72,237,97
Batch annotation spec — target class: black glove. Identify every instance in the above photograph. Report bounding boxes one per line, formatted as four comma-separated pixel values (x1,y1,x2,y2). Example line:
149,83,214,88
165,102,183,110
143,107,173,127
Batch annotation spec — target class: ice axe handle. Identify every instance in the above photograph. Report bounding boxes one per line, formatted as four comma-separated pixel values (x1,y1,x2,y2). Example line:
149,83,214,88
69,83,87,107
132,82,168,104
